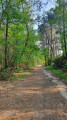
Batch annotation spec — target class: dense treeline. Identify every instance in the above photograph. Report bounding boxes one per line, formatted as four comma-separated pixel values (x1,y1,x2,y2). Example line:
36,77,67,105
38,0,67,71
0,0,67,80
0,0,43,80
0,0,42,70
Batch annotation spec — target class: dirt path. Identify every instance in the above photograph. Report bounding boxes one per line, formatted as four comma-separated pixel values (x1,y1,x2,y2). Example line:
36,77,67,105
0,66,67,120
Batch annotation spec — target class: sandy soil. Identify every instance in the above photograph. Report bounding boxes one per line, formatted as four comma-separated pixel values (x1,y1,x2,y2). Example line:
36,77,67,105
0,66,67,120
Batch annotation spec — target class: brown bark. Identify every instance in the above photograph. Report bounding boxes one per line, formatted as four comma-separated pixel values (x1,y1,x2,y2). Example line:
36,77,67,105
5,16,8,68
25,24,29,47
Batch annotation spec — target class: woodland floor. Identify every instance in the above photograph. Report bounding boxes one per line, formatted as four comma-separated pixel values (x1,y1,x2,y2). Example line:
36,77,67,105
0,66,67,120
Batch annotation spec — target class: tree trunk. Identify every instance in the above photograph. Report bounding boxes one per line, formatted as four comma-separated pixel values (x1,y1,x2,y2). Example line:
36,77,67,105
50,25,53,58
0,0,11,27
63,1,67,58
25,24,29,47
5,16,8,68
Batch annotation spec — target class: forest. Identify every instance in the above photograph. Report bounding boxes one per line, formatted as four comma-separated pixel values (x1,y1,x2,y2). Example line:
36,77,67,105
0,0,67,81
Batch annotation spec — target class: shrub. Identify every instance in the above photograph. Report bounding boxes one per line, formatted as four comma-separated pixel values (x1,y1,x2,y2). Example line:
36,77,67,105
62,62,67,72
15,67,21,73
53,56,66,69
0,68,14,81
48,58,53,66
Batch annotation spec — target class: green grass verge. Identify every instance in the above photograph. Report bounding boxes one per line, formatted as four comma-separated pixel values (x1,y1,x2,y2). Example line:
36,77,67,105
11,69,33,82
45,66,67,81
11,73,27,82
17,74,27,79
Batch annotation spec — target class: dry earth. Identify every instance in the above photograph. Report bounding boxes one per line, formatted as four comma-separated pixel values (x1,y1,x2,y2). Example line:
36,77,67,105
0,66,67,120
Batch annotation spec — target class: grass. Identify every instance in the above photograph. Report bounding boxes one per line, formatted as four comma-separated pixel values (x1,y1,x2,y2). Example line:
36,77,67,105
17,74,27,79
24,69,33,72
11,73,27,82
45,65,67,81
11,69,33,82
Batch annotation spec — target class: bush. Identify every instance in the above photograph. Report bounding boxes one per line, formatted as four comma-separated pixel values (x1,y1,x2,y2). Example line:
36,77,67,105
15,67,21,73
46,65,67,80
62,62,67,72
53,56,67,70
0,68,14,81
48,58,53,66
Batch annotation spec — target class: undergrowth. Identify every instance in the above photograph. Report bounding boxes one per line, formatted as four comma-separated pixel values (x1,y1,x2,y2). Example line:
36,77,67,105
0,68,14,81
45,65,67,81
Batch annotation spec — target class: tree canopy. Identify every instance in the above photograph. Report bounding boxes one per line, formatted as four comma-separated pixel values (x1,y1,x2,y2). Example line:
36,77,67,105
0,0,67,77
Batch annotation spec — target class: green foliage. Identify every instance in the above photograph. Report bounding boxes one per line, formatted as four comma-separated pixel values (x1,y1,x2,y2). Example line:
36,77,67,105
54,0,67,57
46,65,67,80
18,74,27,79
48,58,52,66
0,68,14,81
0,0,42,77
15,67,21,73
42,48,49,57
53,56,67,70
62,62,67,72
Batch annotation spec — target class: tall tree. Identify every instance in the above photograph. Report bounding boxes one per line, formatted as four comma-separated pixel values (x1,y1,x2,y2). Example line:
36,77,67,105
54,0,67,58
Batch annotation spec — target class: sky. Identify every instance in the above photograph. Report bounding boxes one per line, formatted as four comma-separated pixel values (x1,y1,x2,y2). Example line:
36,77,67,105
41,0,56,11
34,0,56,29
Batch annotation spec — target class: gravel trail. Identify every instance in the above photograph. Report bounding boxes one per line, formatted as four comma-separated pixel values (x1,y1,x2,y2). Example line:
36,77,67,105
0,66,67,120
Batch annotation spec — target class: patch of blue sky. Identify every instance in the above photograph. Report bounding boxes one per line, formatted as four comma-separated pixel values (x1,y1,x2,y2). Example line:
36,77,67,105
33,0,56,30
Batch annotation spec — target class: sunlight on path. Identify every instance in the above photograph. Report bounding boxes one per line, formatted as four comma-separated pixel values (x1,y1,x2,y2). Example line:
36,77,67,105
0,66,67,120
